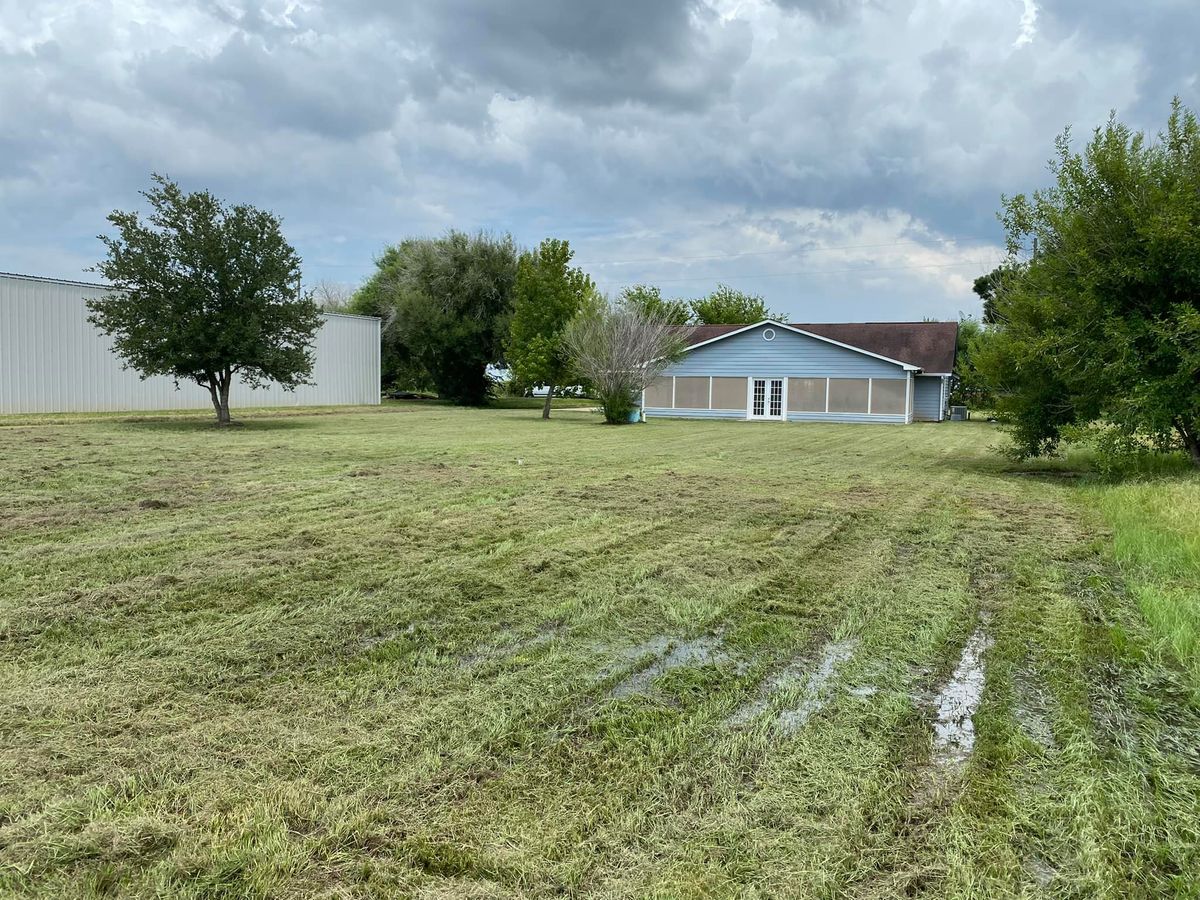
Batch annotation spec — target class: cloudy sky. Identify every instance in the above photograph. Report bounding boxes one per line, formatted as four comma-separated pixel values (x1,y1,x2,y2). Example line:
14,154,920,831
2,1,1195,321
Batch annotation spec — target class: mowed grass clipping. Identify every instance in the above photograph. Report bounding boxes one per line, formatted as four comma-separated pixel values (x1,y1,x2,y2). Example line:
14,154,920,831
0,405,1197,899
1088,479,1200,692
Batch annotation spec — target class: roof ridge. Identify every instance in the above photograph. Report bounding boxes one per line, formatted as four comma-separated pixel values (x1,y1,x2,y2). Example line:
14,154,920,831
1,271,111,289
790,320,956,326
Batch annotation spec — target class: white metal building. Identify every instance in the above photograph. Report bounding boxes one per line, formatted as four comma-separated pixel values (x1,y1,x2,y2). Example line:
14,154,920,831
0,272,381,414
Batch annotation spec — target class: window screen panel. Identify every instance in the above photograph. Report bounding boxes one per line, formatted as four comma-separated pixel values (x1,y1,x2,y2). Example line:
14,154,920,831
710,377,747,411
673,376,710,409
870,378,907,415
787,377,826,412
827,378,869,413
643,376,673,408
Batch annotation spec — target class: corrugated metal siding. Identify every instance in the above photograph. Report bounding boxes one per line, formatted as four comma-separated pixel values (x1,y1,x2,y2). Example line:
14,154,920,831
0,273,380,414
913,375,946,421
666,324,909,379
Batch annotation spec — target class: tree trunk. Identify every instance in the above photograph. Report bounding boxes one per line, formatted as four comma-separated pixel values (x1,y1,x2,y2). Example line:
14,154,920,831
217,372,233,425
1175,418,1200,467
1184,431,1200,468
541,383,555,420
207,372,233,425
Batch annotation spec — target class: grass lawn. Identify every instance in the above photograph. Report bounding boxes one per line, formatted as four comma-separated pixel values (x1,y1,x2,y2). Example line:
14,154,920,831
1,404,1198,898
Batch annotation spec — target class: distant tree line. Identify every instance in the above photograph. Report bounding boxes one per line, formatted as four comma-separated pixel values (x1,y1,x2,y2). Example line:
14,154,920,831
346,233,780,411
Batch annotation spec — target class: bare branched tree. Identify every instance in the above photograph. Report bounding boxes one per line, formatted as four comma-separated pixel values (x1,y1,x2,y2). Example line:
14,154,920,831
564,296,686,424
311,280,356,313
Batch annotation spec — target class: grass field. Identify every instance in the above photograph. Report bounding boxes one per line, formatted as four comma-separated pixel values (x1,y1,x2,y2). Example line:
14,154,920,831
2,404,1198,898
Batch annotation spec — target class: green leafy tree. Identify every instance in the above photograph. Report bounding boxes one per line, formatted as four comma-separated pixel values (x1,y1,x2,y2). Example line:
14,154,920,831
508,239,594,418
353,232,518,405
619,284,692,325
88,174,321,425
347,265,432,393
949,318,994,407
689,284,777,324
971,263,1022,325
975,99,1200,465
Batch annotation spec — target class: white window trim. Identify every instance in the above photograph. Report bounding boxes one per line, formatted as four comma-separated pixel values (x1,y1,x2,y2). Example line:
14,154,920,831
671,375,677,409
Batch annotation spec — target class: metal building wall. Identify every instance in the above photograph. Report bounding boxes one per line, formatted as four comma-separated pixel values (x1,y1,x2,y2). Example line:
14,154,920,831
0,273,381,414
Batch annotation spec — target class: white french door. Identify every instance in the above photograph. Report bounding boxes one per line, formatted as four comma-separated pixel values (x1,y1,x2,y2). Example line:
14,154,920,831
749,377,785,420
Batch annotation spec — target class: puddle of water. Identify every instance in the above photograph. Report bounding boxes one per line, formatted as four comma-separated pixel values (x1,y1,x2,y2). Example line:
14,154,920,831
930,627,992,769
459,623,563,668
1025,855,1055,888
777,639,856,733
728,638,856,730
609,635,728,698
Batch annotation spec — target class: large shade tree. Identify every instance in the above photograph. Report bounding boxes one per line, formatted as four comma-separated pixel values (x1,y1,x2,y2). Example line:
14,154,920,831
88,174,321,425
975,99,1200,465
352,232,518,405
508,238,594,418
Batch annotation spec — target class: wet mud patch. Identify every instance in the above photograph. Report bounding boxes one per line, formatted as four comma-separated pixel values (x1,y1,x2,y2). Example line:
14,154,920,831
1012,668,1056,751
929,625,992,771
608,634,732,699
458,621,565,668
727,637,857,732
902,618,994,812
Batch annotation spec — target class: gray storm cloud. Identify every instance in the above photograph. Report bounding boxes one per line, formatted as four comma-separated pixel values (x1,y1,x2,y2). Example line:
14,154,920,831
0,0,1194,319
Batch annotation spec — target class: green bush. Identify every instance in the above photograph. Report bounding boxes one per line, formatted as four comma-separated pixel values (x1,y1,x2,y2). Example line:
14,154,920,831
1061,423,1191,480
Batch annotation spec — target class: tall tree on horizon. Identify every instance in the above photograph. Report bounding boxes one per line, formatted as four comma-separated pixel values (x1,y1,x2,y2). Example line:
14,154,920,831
689,284,777,324
619,284,692,326
351,231,518,405
508,238,594,419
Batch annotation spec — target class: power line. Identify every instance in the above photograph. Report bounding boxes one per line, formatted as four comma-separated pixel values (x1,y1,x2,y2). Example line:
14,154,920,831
575,235,999,268
590,258,999,285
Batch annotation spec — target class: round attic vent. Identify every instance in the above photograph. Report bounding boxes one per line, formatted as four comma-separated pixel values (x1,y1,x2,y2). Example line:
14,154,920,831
762,327,776,341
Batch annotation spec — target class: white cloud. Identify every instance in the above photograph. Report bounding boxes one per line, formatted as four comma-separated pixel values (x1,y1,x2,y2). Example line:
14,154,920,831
1015,0,1039,47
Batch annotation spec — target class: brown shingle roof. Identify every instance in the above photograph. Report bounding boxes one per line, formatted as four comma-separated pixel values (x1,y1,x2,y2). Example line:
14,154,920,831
678,321,958,373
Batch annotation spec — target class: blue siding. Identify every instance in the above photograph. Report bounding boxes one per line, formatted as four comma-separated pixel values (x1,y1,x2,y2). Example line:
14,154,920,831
645,407,745,421
645,407,906,425
913,375,946,421
666,324,908,379
646,323,914,424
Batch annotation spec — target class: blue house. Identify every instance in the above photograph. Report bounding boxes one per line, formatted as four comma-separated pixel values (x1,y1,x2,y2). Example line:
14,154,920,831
643,320,958,424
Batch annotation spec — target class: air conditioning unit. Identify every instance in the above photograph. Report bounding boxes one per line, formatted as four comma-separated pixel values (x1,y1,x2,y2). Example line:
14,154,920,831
950,405,969,421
